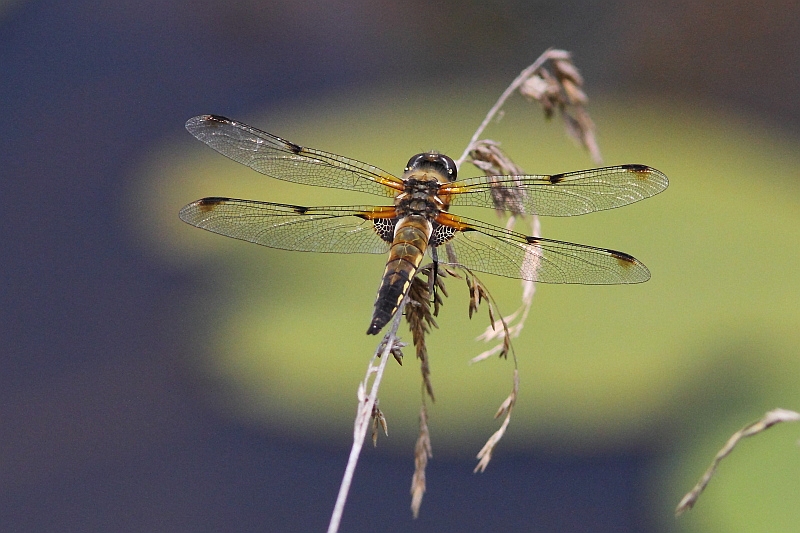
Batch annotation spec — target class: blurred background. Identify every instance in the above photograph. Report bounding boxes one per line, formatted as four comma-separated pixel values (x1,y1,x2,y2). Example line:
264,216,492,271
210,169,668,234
3,0,800,531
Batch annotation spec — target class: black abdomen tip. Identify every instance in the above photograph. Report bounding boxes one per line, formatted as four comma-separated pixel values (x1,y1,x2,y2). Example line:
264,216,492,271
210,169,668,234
367,313,391,335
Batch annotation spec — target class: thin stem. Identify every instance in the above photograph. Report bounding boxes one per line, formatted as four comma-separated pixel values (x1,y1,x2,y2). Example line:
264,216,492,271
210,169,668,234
455,49,555,168
327,300,408,533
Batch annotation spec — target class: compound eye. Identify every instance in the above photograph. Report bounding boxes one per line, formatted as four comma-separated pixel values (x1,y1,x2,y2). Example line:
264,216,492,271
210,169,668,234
405,153,426,171
440,154,457,181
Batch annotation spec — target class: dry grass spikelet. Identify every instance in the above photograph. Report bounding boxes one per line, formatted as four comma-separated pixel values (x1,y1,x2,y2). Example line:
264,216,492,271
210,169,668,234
370,403,388,447
518,49,601,163
676,408,800,516
404,264,448,401
474,369,519,473
468,141,527,217
410,405,432,518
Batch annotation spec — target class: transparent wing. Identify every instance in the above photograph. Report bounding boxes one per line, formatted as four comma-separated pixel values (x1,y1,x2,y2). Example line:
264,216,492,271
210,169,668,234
185,115,403,197
435,214,650,284
179,197,393,254
440,164,668,216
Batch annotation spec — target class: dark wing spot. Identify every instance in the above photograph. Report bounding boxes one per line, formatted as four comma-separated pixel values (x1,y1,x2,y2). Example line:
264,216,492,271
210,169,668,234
548,173,565,184
620,164,648,172
292,205,310,215
204,114,232,126
526,237,540,244
196,197,229,211
610,249,638,267
621,164,652,179
287,140,303,154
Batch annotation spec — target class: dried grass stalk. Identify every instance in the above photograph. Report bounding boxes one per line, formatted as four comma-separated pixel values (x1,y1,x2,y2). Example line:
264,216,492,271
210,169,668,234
331,48,604,527
327,301,408,533
675,408,800,516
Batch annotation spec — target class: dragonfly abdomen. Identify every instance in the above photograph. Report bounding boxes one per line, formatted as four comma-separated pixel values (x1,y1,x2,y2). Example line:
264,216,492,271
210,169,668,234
367,215,432,335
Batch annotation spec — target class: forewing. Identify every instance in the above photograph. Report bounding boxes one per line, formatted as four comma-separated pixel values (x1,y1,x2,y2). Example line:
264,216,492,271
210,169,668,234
441,164,668,216
435,214,650,284
185,115,403,197
179,198,393,254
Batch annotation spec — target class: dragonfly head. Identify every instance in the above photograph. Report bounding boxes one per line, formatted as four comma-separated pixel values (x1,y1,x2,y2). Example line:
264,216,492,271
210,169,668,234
404,152,457,183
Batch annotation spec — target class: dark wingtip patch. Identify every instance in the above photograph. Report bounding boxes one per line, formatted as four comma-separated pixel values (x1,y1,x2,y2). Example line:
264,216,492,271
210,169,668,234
610,249,638,267
205,114,231,124
621,164,652,179
548,173,565,184
196,197,229,211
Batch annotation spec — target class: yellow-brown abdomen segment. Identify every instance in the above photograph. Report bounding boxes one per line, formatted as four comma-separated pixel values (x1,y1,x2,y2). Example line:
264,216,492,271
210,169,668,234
367,215,432,335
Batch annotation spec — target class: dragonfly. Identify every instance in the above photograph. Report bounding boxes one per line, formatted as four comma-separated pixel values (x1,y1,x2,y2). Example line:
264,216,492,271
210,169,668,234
179,115,668,335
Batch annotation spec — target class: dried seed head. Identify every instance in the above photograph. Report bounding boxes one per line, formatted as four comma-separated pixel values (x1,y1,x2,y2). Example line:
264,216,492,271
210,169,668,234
553,57,584,86
410,405,432,518
544,49,572,61
474,370,519,473
518,73,549,101
468,141,528,216
469,140,524,176
405,265,447,401
390,344,404,365
519,70,562,118
515,49,602,163
561,78,588,105
675,408,800,516
371,403,388,447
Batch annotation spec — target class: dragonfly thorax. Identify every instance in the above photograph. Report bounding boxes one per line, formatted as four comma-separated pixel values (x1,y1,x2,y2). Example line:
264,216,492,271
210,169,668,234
394,177,444,217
